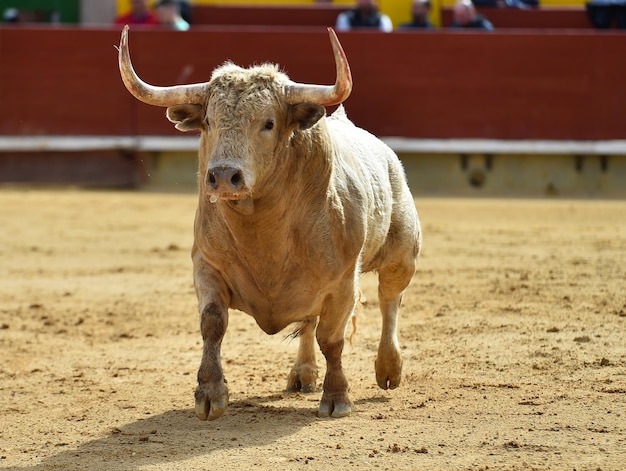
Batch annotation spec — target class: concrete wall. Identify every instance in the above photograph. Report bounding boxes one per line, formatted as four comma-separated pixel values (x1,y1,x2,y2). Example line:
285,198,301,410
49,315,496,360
401,153,626,197
133,151,626,197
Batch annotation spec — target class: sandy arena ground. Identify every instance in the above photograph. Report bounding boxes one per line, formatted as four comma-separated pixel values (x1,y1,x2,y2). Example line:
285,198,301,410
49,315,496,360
0,188,625,470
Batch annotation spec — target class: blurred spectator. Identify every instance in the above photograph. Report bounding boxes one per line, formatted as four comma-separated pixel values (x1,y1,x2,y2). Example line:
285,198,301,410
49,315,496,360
155,0,190,30
507,0,540,7
114,0,159,26
3,7,19,23
335,0,393,32
451,0,494,30
397,0,435,29
2,7,61,24
586,0,626,29
178,0,192,24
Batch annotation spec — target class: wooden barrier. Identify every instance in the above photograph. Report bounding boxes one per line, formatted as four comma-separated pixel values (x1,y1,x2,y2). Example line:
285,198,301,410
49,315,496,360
1,27,625,141
0,28,132,136
440,7,594,29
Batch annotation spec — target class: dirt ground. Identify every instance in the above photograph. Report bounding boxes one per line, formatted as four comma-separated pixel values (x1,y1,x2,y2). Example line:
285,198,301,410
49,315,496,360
0,188,624,471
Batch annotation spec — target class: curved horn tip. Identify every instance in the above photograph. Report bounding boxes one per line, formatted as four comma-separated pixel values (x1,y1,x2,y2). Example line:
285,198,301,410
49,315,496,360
327,27,343,50
283,26,351,107
118,26,128,56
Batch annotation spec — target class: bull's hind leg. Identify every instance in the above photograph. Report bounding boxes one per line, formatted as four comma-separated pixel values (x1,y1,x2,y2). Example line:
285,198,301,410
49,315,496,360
375,256,417,390
286,319,319,393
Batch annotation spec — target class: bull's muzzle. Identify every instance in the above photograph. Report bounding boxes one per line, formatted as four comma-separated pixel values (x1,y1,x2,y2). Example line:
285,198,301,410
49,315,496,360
207,166,246,195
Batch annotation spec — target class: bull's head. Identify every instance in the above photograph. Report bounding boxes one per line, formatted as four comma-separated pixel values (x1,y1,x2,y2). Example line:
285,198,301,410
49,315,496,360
118,26,352,202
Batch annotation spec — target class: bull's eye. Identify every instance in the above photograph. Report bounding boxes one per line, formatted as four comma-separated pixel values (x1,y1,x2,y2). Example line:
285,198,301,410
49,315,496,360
264,119,275,131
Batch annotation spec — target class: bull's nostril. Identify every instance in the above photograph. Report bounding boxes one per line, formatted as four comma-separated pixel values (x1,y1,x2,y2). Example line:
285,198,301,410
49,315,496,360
209,174,216,185
230,172,242,187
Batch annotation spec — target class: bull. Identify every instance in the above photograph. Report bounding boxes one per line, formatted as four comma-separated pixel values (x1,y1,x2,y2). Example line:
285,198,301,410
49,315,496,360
118,26,421,420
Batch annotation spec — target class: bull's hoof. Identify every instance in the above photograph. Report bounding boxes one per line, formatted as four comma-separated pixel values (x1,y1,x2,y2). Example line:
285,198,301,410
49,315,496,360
318,392,352,418
375,348,402,390
286,364,318,393
194,383,229,421
376,375,400,390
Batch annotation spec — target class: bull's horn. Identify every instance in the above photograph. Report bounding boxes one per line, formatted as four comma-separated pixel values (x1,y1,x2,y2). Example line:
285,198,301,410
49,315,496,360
118,25,208,107
284,28,352,107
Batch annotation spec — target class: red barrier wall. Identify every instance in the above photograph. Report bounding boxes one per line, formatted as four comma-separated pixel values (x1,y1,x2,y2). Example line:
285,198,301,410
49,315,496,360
1,27,625,141
0,28,133,136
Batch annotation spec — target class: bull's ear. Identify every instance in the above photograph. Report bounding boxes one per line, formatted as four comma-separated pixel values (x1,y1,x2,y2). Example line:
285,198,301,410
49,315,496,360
289,103,325,130
166,104,204,132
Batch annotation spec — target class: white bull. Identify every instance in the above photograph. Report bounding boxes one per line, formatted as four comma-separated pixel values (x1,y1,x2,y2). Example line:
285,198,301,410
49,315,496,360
118,26,421,420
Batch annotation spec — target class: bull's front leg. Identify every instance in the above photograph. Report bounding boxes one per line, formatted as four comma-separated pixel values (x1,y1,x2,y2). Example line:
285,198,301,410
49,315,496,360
316,285,356,418
193,247,230,421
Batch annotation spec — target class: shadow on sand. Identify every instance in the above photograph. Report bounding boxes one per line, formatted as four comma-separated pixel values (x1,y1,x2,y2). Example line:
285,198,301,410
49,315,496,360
11,395,318,470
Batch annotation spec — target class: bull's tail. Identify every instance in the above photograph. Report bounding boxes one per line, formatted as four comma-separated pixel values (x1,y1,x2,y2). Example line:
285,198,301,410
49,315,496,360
348,288,366,347
348,310,358,347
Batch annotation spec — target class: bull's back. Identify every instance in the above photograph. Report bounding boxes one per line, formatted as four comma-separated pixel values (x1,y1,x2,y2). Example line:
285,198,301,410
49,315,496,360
326,109,414,270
